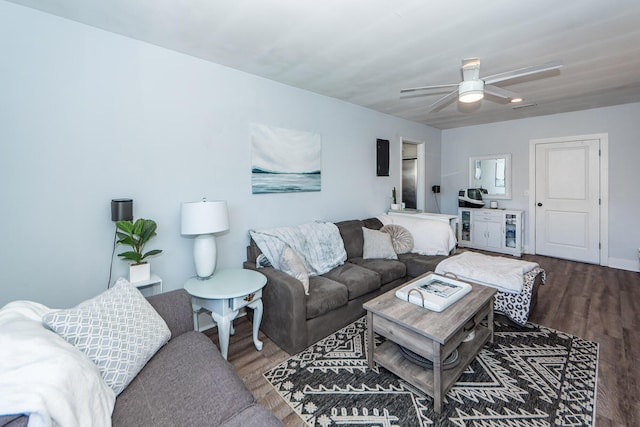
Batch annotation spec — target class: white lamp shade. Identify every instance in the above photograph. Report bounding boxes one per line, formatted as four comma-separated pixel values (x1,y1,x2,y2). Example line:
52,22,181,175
181,200,229,235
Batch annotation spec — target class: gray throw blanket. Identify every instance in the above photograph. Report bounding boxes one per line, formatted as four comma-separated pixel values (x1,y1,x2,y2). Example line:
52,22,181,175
249,221,347,276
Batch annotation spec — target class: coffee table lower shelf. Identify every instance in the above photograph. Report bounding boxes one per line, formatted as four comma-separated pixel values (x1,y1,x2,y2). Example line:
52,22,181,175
372,325,491,407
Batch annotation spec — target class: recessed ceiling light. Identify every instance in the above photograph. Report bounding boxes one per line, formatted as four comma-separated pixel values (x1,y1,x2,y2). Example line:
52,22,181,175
510,97,523,103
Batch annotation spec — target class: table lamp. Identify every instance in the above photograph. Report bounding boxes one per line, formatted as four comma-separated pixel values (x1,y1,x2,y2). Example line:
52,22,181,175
181,199,229,279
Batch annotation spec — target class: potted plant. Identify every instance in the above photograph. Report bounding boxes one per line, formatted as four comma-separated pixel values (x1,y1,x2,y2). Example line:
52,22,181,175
116,218,163,283
391,187,402,211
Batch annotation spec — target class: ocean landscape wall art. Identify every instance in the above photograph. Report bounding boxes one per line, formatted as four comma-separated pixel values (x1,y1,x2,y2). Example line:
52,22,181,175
251,123,321,194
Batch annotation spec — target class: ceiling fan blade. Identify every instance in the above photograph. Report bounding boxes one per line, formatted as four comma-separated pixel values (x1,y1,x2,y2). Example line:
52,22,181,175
483,61,563,85
400,83,458,93
484,85,521,100
427,90,458,113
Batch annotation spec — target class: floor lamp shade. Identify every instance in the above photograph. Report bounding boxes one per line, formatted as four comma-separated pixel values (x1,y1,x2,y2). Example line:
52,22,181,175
181,200,230,278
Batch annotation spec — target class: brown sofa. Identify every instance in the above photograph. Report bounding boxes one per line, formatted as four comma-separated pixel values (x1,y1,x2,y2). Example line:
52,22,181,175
0,289,283,427
244,217,448,355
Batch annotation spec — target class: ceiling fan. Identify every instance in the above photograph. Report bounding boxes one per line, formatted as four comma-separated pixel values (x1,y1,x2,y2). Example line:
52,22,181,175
400,58,563,113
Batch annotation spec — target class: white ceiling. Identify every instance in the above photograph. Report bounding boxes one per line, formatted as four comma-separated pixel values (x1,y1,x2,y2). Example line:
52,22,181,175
7,0,640,129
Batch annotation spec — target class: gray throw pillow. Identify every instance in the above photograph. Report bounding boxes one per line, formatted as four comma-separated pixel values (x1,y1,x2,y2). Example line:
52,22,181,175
380,224,414,254
362,227,398,260
43,278,171,395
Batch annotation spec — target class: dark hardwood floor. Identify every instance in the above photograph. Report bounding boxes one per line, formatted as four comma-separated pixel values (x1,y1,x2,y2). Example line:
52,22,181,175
205,254,640,426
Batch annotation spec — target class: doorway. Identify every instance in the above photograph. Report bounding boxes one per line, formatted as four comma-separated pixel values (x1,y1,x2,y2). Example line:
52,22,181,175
401,139,425,211
528,134,608,265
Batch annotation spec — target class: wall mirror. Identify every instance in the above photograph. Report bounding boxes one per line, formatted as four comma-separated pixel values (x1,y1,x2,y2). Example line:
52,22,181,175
469,153,512,199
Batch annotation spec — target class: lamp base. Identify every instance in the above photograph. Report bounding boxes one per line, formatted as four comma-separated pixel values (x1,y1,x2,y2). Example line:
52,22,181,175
193,234,218,279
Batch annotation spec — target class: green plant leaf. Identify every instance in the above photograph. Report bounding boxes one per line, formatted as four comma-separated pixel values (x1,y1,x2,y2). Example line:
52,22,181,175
141,249,162,260
116,234,136,246
117,250,142,263
116,220,134,233
115,217,161,264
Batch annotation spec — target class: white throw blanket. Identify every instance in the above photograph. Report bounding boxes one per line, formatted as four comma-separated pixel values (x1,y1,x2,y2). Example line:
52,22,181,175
377,214,456,256
435,251,540,294
249,221,347,276
0,301,115,427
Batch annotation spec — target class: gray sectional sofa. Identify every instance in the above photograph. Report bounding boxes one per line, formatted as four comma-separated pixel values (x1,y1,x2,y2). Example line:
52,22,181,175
244,217,449,355
0,289,283,427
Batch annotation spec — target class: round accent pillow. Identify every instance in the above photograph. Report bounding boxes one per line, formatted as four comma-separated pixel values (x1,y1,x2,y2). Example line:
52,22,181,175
380,224,413,254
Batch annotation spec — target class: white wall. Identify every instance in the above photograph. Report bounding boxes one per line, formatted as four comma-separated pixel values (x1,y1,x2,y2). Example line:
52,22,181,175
0,2,442,307
441,102,640,270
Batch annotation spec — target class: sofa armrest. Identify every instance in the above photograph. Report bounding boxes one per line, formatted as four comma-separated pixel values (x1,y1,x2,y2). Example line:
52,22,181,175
147,289,194,338
243,262,308,355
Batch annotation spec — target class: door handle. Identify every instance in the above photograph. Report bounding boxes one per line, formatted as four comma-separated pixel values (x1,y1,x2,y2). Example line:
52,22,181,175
537,202,543,207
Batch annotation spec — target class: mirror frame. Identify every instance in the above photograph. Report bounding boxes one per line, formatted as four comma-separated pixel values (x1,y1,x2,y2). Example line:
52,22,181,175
468,153,512,200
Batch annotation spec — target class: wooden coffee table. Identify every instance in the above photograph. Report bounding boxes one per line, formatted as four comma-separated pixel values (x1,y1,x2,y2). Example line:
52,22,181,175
363,274,496,413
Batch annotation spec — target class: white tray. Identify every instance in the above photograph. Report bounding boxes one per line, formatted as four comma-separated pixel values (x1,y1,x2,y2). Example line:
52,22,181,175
395,273,472,312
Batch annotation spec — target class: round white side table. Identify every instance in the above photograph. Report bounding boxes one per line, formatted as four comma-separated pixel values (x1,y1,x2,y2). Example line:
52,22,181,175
184,268,267,360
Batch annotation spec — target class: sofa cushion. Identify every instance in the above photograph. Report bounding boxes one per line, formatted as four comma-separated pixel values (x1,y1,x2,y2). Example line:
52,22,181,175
306,276,349,320
43,279,171,396
348,257,406,284
112,331,258,426
322,263,381,301
334,219,365,259
398,253,450,278
335,218,385,260
362,227,398,260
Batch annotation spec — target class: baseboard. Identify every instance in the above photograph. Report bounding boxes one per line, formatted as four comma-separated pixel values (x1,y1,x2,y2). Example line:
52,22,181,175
523,249,639,273
608,257,640,272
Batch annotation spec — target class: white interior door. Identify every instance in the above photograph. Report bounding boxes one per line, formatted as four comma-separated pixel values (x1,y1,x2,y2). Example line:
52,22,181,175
534,139,600,263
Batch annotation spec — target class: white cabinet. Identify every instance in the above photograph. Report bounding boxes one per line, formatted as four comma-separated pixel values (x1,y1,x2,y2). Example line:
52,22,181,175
458,208,524,256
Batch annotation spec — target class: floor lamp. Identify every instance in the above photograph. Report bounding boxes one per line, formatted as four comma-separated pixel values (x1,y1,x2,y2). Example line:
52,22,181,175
181,199,229,279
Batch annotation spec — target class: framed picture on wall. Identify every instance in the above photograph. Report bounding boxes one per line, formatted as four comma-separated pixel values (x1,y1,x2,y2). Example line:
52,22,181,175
251,123,321,194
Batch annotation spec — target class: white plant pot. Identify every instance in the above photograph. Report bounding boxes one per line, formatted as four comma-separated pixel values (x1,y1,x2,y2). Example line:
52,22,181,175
129,262,151,283
390,203,402,211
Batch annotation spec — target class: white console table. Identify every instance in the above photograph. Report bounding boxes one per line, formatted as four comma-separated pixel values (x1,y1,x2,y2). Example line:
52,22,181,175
387,211,458,235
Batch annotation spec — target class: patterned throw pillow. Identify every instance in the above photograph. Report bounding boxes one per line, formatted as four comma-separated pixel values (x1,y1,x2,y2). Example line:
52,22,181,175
279,246,310,295
362,227,398,260
43,278,171,395
380,224,414,254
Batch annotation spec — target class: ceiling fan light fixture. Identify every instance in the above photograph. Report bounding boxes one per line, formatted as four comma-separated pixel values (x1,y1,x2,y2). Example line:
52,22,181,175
458,80,484,103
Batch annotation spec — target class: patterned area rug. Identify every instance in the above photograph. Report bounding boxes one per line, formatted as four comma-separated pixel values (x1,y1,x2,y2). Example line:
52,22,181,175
264,316,598,426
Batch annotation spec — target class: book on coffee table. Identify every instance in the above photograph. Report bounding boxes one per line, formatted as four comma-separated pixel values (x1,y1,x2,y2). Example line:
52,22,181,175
395,273,472,312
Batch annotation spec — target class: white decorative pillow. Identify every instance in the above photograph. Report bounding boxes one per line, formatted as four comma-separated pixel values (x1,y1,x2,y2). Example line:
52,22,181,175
279,246,310,295
43,278,171,395
362,227,398,260
380,224,414,254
